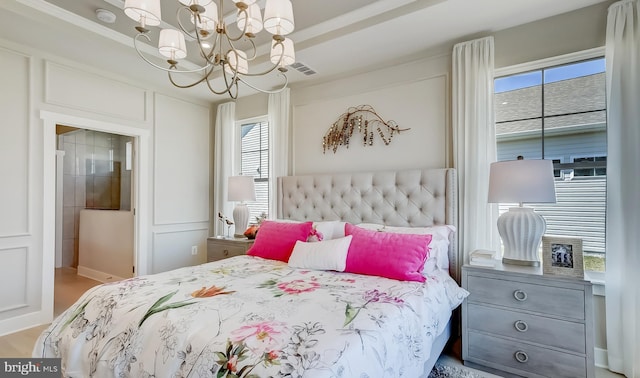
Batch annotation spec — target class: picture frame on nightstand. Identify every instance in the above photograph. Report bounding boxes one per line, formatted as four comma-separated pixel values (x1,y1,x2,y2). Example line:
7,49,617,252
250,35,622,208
542,235,584,278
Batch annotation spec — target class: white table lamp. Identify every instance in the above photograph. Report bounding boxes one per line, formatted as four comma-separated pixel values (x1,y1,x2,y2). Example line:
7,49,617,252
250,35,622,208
488,158,556,266
228,175,256,238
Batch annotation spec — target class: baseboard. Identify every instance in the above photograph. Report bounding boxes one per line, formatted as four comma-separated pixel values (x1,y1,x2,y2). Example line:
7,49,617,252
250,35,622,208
594,347,609,369
0,311,49,338
77,266,126,283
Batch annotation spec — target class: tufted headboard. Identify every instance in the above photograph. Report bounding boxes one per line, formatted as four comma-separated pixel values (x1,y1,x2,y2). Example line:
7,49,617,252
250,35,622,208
277,168,459,282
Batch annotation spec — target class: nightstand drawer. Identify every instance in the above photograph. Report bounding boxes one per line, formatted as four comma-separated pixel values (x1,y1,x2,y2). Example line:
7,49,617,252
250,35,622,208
467,275,585,320
468,303,586,353
207,238,254,262
208,245,246,261
468,332,586,378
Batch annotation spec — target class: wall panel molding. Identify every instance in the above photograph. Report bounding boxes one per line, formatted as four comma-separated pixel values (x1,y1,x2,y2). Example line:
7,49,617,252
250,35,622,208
0,47,30,238
44,61,147,122
153,94,210,225
293,74,448,174
0,246,28,314
151,228,210,274
152,226,209,235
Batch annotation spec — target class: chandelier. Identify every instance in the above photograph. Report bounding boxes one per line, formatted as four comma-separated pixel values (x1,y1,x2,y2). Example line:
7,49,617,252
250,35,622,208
123,0,295,99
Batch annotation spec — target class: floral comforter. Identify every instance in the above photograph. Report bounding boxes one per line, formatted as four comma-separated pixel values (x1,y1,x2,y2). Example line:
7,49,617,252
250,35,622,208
34,256,468,378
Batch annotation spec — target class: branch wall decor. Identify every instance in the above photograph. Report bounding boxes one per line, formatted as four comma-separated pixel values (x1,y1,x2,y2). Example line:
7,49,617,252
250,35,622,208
322,105,410,154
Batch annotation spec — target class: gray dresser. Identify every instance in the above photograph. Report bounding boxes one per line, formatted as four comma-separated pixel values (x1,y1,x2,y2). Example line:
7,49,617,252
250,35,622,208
462,263,594,378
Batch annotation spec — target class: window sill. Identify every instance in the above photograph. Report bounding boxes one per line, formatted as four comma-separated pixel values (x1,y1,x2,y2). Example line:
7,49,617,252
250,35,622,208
585,270,606,296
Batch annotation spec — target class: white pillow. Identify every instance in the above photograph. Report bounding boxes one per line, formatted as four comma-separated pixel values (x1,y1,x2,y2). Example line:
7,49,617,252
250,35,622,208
313,221,346,240
355,223,455,273
288,235,353,272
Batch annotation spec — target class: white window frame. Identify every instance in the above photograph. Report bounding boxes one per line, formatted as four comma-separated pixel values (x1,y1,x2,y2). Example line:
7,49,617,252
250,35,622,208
494,47,604,78
234,115,268,171
235,115,270,221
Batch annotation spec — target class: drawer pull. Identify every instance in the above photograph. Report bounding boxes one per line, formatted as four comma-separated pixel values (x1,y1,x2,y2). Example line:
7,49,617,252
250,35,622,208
514,350,529,363
513,290,528,301
514,320,529,332
223,249,229,257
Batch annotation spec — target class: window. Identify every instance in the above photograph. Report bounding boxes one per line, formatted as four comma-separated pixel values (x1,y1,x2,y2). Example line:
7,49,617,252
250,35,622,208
238,118,269,224
494,55,607,273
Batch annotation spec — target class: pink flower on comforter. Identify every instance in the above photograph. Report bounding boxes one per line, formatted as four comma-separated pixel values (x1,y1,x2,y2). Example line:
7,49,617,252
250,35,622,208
230,321,289,355
277,279,320,294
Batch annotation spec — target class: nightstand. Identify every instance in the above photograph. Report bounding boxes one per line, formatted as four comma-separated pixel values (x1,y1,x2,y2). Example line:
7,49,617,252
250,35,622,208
462,262,594,378
206,237,254,262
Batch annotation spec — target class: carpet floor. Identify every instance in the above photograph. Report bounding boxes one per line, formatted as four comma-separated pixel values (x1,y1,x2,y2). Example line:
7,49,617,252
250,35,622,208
428,361,492,378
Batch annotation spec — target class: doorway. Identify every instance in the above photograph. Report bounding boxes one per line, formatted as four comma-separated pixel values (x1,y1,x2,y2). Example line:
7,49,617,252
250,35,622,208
41,111,150,323
55,126,135,282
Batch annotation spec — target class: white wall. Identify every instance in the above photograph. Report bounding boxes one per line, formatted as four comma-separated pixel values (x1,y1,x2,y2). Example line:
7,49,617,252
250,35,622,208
493,1,610,69
292,77,447,174
0,36,212,335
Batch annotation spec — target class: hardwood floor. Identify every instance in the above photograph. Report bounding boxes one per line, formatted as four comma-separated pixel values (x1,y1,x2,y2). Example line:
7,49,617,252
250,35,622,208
53,267,101,318
0,267,100,357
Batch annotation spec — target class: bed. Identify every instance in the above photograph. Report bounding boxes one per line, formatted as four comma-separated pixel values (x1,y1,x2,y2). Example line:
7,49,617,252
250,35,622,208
34,167,468,377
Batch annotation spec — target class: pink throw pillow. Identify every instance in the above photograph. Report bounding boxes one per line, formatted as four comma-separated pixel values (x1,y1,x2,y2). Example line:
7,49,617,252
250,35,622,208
247,220,314,262
344,223,431,282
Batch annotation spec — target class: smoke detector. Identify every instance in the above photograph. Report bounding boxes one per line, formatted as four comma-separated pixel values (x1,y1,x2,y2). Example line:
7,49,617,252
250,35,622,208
96,8,117,24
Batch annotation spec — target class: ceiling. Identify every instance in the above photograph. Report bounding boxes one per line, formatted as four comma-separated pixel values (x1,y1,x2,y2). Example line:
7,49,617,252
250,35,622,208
0,0,608,103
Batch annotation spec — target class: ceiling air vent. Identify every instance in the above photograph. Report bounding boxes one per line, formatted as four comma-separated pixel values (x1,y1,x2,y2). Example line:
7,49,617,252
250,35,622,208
290,62,317,76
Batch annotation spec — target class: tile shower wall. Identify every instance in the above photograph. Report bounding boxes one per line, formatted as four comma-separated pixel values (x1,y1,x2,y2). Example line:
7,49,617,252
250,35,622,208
58,129,133,268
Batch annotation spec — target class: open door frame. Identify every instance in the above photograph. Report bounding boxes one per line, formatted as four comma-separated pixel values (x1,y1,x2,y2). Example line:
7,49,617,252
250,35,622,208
40,110,150,324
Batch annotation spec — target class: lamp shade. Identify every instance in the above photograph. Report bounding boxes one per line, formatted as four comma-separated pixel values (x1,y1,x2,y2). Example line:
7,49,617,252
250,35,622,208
124,0,162,26
488,159,556,204
264,0,295,35
228,176,256,202
270,37,295,66
237,3,263,35
158,29,187,60
178,0,213,6
192,2,218,32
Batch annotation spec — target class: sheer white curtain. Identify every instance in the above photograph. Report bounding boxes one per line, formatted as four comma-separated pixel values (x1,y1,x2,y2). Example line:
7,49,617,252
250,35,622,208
214,102,236,236
605,1,640,376
268,88,291,218
452,36,500,261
